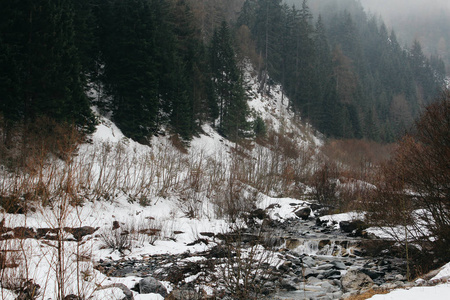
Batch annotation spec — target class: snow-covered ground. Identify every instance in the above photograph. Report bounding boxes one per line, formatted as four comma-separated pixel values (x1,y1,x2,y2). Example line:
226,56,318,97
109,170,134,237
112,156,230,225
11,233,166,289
368,262,450,299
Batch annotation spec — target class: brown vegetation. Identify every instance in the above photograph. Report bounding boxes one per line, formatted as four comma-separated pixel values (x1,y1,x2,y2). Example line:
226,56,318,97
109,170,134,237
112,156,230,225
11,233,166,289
366,91,450,265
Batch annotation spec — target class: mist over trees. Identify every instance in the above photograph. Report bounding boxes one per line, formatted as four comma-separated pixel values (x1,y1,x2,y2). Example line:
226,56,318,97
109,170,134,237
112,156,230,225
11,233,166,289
0,0,446,145
360,0,450,74
247,0,446,141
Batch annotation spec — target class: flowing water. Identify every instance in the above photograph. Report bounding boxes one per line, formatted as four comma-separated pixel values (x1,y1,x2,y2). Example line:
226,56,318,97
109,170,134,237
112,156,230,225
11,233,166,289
267,218,406,299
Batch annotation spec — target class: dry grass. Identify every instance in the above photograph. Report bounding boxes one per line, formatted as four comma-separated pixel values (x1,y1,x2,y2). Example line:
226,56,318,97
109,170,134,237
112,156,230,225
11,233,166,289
344,288,393,300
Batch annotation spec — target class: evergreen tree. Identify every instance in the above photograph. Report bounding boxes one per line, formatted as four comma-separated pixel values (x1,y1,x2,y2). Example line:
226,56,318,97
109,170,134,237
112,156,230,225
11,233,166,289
0,0,95,135
99,0,165,143
209,21,249,140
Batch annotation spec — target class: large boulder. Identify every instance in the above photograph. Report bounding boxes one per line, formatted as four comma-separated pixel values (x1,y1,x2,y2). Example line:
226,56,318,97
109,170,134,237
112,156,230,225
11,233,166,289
139,277,167,297
295,207,311,220
341,269,374,292
339,220,368,236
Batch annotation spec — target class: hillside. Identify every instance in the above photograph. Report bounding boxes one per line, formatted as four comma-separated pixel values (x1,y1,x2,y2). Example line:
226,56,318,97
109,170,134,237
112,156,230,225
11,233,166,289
1,62,449,300
0,62,322,298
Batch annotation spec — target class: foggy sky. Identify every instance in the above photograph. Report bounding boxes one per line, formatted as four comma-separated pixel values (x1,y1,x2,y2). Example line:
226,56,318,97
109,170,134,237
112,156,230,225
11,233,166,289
360,0,450,18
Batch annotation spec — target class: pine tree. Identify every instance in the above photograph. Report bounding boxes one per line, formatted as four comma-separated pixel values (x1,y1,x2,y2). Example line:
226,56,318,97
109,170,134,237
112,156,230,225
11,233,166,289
209,21,249,140
0,0,94,134
99,0,164,143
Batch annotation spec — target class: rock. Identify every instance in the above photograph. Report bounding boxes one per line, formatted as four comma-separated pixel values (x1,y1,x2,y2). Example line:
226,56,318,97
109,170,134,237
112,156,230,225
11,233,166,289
280,278,299,291
301,267,317,278
139,277,167,297
295,207,311,220
266,203,281,210
64,226,99,241
341,269,374,292
361,268,385,280
331,261,346,270
249,208,267,220
394,274,405,281
302,256,316,268
112,221,120,230
98,283,134,300
310,203,324,212
36,228,59,240
278,261,293,272
320,281,336,292
15,280,40,300
339,220,368,235
199,232,215,238
318,239,331,249
317,263,334,270
323,270,341,279
166,288,204,300
307,276,322,285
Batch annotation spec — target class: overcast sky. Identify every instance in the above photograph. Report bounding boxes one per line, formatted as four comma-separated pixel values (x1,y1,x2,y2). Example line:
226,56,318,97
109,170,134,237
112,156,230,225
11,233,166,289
360,0,450,17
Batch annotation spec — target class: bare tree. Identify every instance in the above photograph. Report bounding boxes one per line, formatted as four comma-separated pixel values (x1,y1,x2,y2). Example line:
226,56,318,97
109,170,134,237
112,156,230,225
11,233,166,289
367,91,450,262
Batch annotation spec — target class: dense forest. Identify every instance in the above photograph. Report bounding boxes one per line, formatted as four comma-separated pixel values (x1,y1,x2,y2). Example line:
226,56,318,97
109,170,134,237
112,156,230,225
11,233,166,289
0,0,446,145
359,0,450,74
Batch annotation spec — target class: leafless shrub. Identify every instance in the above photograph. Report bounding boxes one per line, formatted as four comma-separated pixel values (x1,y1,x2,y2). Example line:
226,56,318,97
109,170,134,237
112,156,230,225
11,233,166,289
218,225,276,299
135,217,165,246
309,161,339,207
365,92,450,272
178,190,205,219
99,224,132,254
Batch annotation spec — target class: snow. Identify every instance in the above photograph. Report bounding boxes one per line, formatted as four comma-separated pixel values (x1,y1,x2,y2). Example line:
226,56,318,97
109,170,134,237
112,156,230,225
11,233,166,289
368,283,450,299
433,262,450,281
319,211,365,229
257,194,310,221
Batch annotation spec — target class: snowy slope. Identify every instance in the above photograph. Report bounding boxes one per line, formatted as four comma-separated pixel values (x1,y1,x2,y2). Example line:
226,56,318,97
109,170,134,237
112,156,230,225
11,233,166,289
1,62,449,300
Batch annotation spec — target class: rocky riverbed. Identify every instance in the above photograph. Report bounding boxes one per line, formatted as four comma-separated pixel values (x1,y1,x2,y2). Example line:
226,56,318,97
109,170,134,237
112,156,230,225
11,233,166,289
94,209,416,300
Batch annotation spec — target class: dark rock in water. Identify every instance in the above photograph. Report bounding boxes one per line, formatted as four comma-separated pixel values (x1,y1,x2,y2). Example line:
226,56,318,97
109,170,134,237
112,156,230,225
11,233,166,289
331,261,347,270
139,276,167,297
339,220,368,235
318,239,331,249
310,203,324,211
361,268,385,280
341,269,374,292
278,261,293,272
250,208,267,220
280,278,299,291
295,207,311,220
301,256,316,268
323,269,341,279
